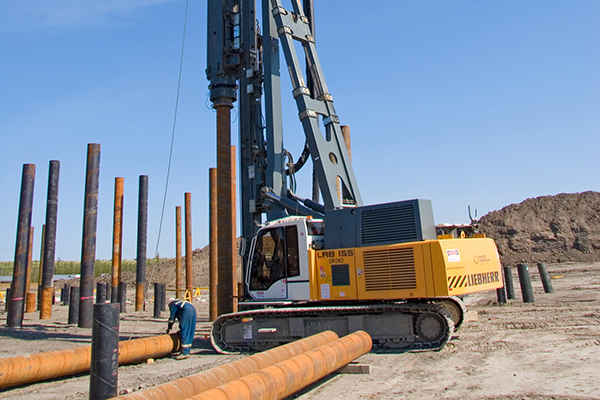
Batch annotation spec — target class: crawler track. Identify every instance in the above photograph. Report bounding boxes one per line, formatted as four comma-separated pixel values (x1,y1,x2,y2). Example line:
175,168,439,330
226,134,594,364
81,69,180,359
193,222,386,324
211,303,454,354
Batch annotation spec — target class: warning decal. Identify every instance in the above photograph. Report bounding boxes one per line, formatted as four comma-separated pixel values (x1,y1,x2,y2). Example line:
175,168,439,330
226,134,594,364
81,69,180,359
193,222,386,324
447,249,461,262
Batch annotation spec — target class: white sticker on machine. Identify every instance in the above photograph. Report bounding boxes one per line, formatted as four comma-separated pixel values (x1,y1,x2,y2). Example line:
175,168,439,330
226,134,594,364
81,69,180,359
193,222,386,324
320,284,330,299
447,249,461,262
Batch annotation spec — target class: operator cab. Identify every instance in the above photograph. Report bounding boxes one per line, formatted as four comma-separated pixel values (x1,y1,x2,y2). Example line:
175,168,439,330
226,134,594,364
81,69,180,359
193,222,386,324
245,217,322,302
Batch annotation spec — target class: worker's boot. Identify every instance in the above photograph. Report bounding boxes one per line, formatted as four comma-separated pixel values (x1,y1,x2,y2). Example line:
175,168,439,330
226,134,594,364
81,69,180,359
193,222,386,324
174,346,190,359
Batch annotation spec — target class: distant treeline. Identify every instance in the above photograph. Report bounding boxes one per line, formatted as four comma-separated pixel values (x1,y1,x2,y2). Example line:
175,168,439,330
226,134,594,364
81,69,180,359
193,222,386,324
0,259,139,281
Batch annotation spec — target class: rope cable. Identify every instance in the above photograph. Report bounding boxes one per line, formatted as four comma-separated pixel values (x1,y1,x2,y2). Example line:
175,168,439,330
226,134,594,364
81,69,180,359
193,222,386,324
126,0,189,340
155,0,189,261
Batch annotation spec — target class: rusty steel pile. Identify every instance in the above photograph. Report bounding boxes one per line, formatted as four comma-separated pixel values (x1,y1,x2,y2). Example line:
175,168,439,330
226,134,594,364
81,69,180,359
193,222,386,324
0,330,372,400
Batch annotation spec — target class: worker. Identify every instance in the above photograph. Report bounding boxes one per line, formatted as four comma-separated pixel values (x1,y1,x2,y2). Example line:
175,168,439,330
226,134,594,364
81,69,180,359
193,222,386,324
166,298,197,359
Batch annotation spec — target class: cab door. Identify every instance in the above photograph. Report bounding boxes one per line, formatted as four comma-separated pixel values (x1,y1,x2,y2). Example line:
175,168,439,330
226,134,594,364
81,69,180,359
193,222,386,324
247,227,288,300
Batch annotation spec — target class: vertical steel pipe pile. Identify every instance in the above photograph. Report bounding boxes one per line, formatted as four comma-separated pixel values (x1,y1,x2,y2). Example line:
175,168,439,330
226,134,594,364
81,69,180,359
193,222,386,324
136,175,149,312
25,227,35,313
25,293,37,314
175,206,183,299
37,224,45,310
96,282,107,304
40,160,60,319
339,125,352,203
209,167,218,321
80,143,101,328
25,227,34,298
537,262,554,293
496,287,507,304
216,105,235,316
90,303,120,400
118,282,127,313
113,331,339,400
106,284,112,305
340,125,352,160
9,164,36,328
0,333,181,388
111,177,124,304
62,284,70,306
153,283,164,318
190,331,372,400
503,265,515,300
185,192,193,295
5,289,11,312
68,286,80,325
517,263,535,303
230,145,237,312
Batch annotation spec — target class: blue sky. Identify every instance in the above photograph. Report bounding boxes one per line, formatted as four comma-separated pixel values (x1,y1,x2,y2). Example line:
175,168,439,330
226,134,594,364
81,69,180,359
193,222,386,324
1,0,598,262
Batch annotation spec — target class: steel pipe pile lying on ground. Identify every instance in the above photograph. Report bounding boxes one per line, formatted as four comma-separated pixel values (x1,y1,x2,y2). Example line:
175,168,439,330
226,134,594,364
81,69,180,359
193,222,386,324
114,331,340,400
188,331,372,400
0,333,180,388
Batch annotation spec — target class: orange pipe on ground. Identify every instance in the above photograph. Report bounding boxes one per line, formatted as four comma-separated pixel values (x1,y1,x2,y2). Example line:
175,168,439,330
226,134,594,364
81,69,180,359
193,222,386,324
0,333,180,389
189,331,372,400
113,331,339,400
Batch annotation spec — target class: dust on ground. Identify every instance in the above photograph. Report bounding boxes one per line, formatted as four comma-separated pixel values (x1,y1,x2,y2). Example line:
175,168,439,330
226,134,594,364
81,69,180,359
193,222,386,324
2,262,599,399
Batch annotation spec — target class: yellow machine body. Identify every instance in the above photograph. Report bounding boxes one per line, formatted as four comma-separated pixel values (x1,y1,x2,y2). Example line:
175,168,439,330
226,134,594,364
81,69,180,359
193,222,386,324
312,237,502,301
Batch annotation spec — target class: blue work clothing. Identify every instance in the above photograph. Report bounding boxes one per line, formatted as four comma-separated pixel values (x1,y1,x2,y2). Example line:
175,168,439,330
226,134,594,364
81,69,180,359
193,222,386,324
169,299,197,356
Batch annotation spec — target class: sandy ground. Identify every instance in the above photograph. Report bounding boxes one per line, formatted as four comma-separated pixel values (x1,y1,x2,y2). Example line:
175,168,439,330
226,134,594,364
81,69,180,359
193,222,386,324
1,262,599,400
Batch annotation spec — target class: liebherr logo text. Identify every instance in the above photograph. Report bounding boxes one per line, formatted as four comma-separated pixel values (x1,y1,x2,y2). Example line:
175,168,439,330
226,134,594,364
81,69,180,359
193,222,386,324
317,250,354,258
448,271,500,290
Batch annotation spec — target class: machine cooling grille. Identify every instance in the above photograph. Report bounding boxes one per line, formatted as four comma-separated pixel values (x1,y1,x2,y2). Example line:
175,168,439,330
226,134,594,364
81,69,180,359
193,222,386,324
363,247,416,291
331,264,350,286
360,205,417,245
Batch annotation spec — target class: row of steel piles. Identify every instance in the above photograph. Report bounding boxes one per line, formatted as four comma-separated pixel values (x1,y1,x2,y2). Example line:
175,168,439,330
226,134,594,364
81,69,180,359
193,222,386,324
6,145,101,328
0,333,181,388
7,143,196,328
113,330,372,400
8,161,59,327
93,159,196,313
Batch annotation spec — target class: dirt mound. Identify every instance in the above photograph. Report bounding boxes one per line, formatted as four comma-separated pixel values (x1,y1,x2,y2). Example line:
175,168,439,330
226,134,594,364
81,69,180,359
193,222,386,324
479,191,600,265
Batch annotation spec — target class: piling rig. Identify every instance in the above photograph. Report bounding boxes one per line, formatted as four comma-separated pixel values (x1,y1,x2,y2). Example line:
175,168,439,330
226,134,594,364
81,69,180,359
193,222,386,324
206,0,503,353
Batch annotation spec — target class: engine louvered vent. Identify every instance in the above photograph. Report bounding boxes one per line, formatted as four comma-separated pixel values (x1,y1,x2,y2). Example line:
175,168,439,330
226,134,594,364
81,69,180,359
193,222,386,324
363,247,416,291
331,264,350,286
361,205,417,246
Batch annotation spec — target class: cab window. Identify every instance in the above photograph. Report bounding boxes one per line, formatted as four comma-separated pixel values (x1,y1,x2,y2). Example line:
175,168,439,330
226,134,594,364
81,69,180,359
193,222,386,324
249,225,301,290
286,226,300,277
